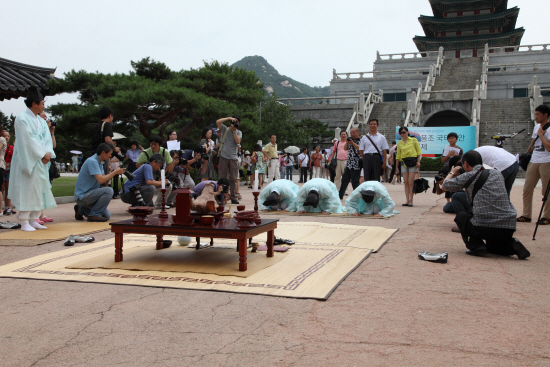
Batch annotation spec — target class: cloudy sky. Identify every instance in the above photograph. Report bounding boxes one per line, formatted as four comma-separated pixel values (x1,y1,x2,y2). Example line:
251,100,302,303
1,0,544,116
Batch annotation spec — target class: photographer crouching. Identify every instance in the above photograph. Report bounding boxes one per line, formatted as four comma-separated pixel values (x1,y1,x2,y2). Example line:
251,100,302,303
441,150,530,259
165,149,200,206
119,154,168,207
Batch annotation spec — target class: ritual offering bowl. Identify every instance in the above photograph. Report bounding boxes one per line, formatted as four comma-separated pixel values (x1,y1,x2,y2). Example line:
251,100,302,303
206,201,216,214
217,206,225,213
233,210,258,228
201,215,215,225
127,206,154,225
237,205,246,211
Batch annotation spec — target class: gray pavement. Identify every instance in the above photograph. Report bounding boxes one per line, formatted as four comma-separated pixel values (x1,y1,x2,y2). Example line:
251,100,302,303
0,181,549,366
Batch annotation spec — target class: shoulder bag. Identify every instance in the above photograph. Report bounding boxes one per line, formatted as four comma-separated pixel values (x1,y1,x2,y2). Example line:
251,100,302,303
211,127,229,165
519,122,550,171
365,135,384,168
329,142,339,170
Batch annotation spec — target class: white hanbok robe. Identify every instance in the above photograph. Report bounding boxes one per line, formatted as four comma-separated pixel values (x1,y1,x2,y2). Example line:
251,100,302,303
293,178,344,213
8,109,57,212
258,180,300,211
345,181,398,217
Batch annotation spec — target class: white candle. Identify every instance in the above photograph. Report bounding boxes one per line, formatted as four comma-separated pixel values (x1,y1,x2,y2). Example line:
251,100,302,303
161,169,165,189
254,171,258,191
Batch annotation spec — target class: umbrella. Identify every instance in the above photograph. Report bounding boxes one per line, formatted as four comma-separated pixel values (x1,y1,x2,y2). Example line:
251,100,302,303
284,146,300,154
112,132,126,140
70,150,82,154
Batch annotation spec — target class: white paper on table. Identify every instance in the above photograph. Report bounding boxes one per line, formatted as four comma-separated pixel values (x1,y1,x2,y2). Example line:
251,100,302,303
166,140,180,151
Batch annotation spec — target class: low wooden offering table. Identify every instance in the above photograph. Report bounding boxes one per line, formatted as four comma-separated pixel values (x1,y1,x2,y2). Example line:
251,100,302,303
110,215,278,271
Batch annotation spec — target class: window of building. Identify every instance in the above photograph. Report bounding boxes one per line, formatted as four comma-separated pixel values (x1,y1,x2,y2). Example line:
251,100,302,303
383,93,407,102
513,88,528,98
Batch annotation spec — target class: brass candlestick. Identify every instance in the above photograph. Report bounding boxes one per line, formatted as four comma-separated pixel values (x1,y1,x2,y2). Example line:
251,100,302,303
159,188,168,218
252,191,259,212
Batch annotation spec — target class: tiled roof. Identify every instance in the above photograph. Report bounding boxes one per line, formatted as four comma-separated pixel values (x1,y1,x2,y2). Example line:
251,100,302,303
413,27,524,43
419,7,519,24
0,57,56,101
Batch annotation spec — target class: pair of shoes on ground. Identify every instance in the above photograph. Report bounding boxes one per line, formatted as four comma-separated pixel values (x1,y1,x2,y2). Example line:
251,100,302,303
237,194,242,200
402,203,414,207
231,199,239,204
64,235,95,246
274,237,295,245
3,208,14,215
517,216,550,225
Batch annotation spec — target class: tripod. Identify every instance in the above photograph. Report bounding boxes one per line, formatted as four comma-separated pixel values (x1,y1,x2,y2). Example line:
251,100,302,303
533,177,550,240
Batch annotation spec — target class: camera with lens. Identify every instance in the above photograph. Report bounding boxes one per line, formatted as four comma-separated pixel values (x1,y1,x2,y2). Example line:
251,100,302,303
194,145,207,158
50,120,57,127
221,184,229,194
120,158,135,181
347,137,352,142
230,116,240,129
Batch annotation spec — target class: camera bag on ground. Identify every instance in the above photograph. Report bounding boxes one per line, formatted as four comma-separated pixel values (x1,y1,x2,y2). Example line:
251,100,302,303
413,178,430,194
211,128,229,165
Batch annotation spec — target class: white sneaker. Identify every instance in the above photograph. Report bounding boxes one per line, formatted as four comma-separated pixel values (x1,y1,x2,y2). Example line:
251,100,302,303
30,221,47,230
21,221,36,232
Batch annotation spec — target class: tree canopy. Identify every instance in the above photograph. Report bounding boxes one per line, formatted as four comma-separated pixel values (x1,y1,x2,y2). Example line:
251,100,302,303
47,58,265,154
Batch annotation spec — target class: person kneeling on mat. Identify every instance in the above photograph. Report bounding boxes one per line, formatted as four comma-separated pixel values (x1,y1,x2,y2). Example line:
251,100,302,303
442,150,530,259
193,178,230,206
294,178,344,215
259,180,300,212
120,154,169,207
345,181,398,217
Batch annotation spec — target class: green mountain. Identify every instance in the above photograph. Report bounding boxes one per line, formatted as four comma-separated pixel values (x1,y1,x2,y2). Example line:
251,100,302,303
231,56,329,99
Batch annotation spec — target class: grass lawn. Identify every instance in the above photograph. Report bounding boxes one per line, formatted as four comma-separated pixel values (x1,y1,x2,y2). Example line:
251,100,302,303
51,177,126,197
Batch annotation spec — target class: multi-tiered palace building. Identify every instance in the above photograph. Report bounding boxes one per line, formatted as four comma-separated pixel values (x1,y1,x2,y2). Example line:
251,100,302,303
280,0,550,156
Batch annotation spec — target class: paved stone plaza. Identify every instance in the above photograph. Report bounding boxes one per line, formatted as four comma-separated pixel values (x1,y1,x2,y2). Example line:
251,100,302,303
0,180,548,366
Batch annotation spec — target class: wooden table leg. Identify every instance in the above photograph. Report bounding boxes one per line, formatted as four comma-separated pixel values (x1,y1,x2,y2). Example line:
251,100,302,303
266,230,274,258
156,235,163,250
210,238,214,247
115,232,123,262
238,239,247,271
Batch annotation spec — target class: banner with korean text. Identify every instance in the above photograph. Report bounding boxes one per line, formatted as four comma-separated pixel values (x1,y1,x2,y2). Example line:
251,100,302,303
395,126,477,157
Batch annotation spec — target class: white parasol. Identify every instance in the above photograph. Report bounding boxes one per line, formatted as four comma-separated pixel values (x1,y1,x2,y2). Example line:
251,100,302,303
70,150,82,154
112,132,126,140
284,146,300,154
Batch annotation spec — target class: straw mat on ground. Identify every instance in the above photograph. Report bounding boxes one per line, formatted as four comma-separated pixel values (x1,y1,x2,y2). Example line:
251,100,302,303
0,222,111,246
68,237,287,278
261,211,388,218
0,223,396,299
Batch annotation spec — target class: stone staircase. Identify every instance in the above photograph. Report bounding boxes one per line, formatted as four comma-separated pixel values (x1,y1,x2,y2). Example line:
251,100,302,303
362,101,408,138
430,58,483,100
478,98,532,155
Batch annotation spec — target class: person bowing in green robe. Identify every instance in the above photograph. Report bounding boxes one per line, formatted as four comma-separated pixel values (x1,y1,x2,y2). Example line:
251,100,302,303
8,87,57,231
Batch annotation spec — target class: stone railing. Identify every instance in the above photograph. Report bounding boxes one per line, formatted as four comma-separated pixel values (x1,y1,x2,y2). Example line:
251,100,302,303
345,87,383,133
332,68,430,80
487,61,550,73
480,44,489,99
488,43,550,54
277,95,362,106
404,47,444,126
376,50,440,60
528,76,545,121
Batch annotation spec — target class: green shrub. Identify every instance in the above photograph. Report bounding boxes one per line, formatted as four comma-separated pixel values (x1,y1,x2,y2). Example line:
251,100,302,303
420,157,444,172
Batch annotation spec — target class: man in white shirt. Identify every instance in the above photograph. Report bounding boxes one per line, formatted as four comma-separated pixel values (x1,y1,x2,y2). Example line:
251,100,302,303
359,119,389,182
475,145,519,198
297,147,309,183
518,105,550,224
